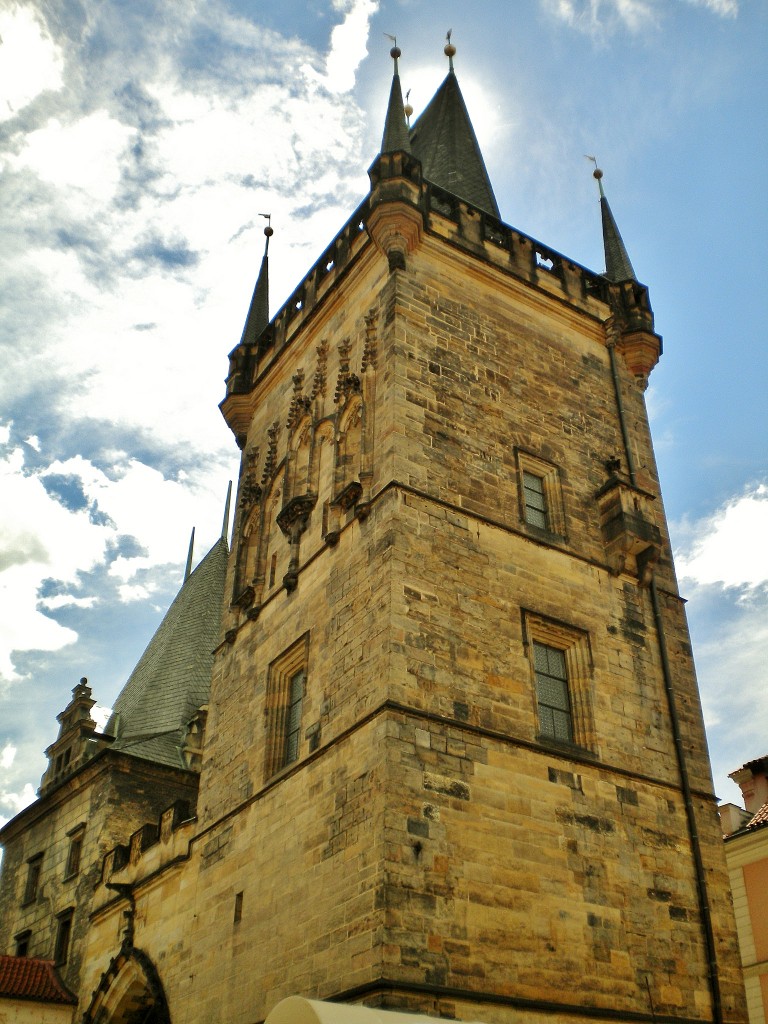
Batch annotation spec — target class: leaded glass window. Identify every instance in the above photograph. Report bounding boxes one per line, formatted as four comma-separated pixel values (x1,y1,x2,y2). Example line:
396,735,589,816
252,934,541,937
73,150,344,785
284,669,305,766
523,471,548,529
533,641,573,742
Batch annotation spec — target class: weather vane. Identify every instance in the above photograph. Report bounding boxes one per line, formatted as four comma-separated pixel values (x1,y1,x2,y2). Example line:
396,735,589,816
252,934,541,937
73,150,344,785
258,212,273,247
444,28,456,70
584,155,605,196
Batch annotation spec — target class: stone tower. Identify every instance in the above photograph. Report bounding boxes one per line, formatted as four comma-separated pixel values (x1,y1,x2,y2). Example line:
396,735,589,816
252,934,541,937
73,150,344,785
75,45,746,1024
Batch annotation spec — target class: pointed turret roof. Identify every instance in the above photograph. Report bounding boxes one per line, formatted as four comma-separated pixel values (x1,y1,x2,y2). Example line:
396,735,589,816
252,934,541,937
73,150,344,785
105,536,228,769
593,168,636,283
239,222,273,347
381,45,411,154
409,44,499,219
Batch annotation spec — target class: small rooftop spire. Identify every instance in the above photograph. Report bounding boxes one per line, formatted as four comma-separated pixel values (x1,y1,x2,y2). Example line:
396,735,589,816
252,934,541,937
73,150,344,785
184,527,195,582
380,37,411,155
444,29,456,73
587,159,636,283
222,480,232,541
238,216,273,347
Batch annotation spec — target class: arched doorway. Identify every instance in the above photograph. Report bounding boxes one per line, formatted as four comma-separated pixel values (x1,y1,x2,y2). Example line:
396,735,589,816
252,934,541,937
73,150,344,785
83,948,171,1024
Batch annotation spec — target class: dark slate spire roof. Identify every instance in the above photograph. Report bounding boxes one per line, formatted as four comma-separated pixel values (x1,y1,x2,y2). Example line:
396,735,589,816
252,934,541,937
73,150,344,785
239,224,273,347
105,537,228,769
409,63,500,219
593,169,636,282
381,46,411,154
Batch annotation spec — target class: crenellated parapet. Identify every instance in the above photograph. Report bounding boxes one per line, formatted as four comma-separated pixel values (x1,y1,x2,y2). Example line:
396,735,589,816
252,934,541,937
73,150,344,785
222,182,642,430
99,799,194,893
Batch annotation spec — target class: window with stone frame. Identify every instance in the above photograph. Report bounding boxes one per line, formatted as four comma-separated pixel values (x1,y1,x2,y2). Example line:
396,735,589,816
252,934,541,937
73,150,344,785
65,826,85,879
14,930,31,957
54,908,74,965
264,634,310,778
524,612,594,751
516,450,566,537
23,853,43,905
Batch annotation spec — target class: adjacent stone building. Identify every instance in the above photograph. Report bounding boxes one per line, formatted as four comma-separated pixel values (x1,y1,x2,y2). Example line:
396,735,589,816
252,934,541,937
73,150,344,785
721,756,768,1024
0,44,748,1024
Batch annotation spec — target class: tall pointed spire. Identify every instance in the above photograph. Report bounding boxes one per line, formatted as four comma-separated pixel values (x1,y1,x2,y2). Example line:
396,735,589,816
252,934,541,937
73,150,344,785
591,165,636,283
380,41,411,155
239,217,273,347
408,35,500,218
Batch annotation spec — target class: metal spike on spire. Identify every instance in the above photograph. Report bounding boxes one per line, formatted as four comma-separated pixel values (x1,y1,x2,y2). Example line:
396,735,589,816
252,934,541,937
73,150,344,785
380,37,411,154
222,480,232,541
586,159,636,283
184,527,195,582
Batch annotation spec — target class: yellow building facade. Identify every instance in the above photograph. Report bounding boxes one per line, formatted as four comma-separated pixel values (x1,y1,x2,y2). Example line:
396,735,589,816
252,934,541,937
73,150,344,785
1,47,748,1024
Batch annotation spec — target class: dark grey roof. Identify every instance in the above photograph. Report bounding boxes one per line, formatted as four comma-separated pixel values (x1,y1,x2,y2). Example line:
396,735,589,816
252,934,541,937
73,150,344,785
239,244,270,348
105,537,228,769
381,62,411,154
409,70,500,219
600,194,636,282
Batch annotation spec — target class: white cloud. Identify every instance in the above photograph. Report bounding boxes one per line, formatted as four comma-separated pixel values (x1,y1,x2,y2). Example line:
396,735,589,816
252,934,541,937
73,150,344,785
0,3,64,122
39,594,97,611
0,442,231,685
541,0,656,33
540,0,737,34
684,0,737,15
10,111,135,204
0,782,36,825
324,0,379,93
92,705,113,733
0,743,16,770
674,484,768,588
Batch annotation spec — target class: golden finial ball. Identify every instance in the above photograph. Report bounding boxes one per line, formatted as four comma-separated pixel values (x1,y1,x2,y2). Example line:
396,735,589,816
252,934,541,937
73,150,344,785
593,168,603,180
390,46,401,59
444,43,456,58
404,103,413,117
264,226,274,237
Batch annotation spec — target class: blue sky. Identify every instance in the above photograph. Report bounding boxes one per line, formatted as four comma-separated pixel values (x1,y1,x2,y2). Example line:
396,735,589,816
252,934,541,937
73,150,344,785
0,0,766,823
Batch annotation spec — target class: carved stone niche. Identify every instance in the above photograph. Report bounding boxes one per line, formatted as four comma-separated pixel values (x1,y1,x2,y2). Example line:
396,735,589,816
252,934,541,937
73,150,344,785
276,494,316,539
596,476,661,584
277,494,316,594
333,480,363,515
233,585,255,611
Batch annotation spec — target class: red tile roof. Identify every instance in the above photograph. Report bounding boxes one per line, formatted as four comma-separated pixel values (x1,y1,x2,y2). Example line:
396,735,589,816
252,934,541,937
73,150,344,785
0,955,76,1005
747,801,768,830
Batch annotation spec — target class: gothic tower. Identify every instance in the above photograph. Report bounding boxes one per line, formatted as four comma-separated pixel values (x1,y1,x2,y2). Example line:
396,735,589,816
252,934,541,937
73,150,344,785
75,44,747,1024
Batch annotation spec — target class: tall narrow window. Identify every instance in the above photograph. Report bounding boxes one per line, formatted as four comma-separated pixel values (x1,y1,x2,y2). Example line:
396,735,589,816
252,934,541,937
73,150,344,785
533,642,573,742
15,930,31,957
65,828,84,879
523,471,547,529
525,612,594,751
516,451,566,537
284,669,305,766
265,634,310,778
54,909,74,965
23,853,43,905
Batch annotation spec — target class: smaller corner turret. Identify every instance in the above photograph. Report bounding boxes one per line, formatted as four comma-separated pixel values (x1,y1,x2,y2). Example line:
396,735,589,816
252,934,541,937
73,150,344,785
592,164,662,384
40,677,111,795
366,43,424,272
